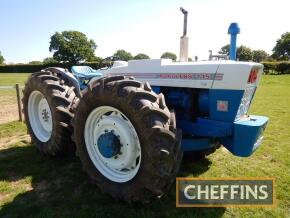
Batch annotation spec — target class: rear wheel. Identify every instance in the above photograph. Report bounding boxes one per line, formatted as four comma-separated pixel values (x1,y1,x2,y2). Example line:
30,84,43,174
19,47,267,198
22,69,77,155
72,76,183,203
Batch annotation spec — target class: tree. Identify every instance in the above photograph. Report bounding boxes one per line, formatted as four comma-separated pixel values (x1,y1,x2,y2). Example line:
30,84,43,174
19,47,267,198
237,45,253,61
252,50,269,62
0,51,4,64
218,44,230,55
49,31,97,64
43,57,57,64
219,44,254,61
220,44,254,61
113,49,133,61
161,52,177,61
87,55,102,62
272,32,290,60
133,53,150,60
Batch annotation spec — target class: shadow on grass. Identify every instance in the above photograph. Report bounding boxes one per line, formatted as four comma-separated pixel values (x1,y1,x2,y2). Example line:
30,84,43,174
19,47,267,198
0,144,225,218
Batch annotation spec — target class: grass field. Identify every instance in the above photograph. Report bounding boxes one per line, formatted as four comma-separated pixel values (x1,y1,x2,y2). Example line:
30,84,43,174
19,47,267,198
0,73,289,217
0,73,30,123
0,73,30,86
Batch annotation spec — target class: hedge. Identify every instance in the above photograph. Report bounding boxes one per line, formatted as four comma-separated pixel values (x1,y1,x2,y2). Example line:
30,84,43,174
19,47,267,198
0,62,101,73
262,61,290,75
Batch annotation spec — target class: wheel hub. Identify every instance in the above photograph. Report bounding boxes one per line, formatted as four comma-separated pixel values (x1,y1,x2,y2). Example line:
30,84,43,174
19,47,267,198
97,130,122,158
84,106,141,183
28,91,52,142
38,98,52,132
42,109,50,122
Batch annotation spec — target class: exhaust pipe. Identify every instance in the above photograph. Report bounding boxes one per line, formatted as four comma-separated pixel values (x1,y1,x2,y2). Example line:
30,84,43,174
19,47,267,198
228,23,240,60
179,7,189,62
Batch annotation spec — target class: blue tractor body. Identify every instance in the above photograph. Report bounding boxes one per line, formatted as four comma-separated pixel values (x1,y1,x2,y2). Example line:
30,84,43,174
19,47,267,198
151,85,268,157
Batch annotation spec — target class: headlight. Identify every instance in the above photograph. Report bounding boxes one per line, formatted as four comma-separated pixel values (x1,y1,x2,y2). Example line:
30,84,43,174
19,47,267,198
235,86,256,120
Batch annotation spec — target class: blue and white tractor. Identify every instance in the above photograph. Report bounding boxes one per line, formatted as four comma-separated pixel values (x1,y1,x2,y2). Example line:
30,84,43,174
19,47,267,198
22,15,268,202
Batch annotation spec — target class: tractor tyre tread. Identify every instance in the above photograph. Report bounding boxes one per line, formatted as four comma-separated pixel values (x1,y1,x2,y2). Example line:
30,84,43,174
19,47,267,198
22,69,77,156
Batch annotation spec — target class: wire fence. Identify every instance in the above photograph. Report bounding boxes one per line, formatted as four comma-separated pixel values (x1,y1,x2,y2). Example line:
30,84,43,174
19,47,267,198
0,84,23,124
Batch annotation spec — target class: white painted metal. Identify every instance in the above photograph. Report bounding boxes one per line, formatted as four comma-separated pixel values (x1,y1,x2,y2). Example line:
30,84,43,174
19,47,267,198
179,36,189,62
84,106,141,183
112,61,128,67
95,59,263,90
28,91,52,142
212,61,264,90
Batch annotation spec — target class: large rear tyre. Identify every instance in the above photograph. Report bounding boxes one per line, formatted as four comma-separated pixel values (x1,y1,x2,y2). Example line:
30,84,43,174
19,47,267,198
22,69,77,155
72,76,183,203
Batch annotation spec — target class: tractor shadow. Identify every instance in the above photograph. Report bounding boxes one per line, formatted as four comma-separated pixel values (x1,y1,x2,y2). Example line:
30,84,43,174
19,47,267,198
0,144,225,218
179,152,213,177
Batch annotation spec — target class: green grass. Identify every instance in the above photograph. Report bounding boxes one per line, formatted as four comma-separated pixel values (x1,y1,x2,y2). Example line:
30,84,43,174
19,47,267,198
0,121,27,139
0,73,30,86
0,73,30,105
0,73,30,123
0,75,289,218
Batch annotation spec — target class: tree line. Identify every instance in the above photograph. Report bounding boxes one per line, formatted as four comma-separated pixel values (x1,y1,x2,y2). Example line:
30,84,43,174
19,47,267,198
0,31,289,65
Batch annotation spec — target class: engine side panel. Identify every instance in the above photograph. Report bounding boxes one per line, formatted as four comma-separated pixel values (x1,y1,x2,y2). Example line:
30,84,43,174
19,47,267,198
101,59,219,89
100,59,263,91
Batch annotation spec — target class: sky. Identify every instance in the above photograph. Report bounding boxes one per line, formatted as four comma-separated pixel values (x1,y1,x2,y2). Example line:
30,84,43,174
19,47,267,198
0,0,289,63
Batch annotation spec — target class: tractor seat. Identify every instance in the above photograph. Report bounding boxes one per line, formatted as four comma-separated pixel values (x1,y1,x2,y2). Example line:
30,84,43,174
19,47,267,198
71,66,102,80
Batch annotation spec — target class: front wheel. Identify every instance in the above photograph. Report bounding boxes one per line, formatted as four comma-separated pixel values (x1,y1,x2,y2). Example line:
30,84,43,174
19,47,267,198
22,69,76,155
72,76,183,203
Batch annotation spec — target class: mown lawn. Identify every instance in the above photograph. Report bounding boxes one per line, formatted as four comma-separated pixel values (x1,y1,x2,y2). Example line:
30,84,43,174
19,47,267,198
0,73,30,86
0,74,289,218
0,73,30,104
0,73,30,123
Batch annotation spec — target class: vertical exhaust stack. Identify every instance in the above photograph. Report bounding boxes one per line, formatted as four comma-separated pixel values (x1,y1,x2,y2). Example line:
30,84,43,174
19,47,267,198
228,23,240,60
180,7,189,62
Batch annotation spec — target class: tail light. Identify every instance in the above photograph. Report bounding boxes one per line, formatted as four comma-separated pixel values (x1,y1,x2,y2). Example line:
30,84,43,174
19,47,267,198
248,69,258,83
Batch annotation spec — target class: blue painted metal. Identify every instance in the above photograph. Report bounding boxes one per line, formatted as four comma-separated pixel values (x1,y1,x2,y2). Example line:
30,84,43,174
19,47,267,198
71,66,103,90
138,86,267,157
79,80,87,90
228,23,240,60
208,89,244,122
221,115,268,157
162,88,244,122
153,87,244,123
71,66,102,80
97,131,121,158
181,138,213,151
178,115,268,155
166,89,190,108
177,118,233,137
198,90,209,114
151,86,160,93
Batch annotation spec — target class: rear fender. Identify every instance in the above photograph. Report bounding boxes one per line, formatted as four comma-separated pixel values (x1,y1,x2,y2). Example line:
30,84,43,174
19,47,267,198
46,67,81,97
